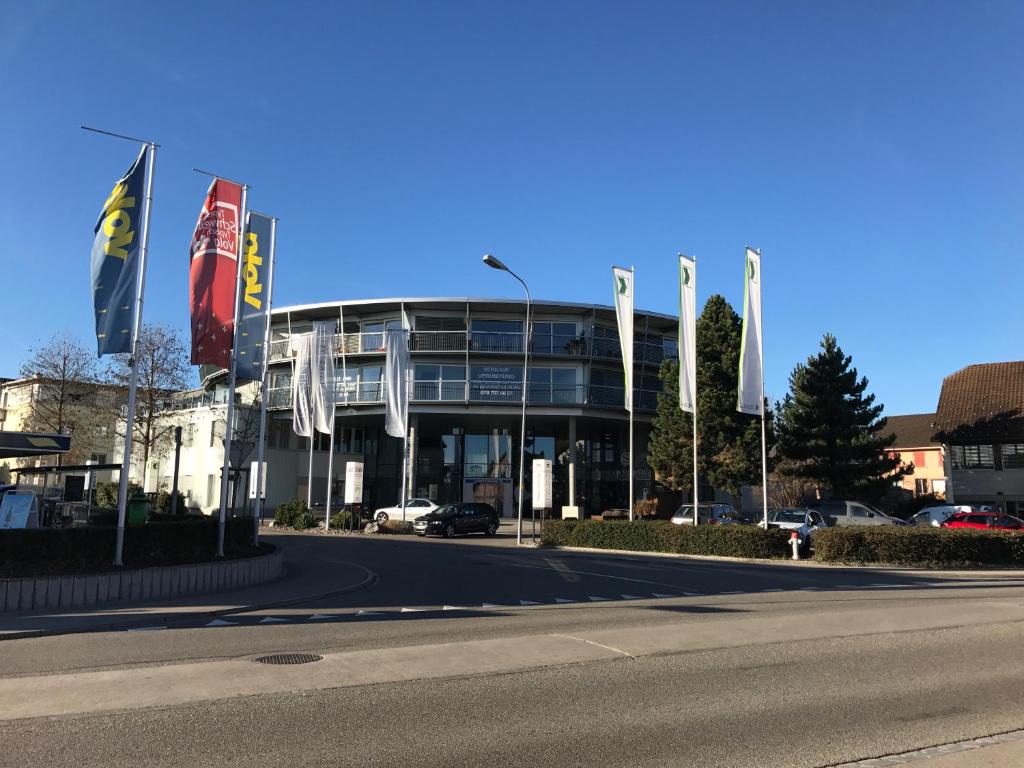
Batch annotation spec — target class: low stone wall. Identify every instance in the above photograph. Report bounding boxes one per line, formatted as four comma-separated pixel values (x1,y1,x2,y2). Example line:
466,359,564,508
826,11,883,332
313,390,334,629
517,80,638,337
0,548,284,613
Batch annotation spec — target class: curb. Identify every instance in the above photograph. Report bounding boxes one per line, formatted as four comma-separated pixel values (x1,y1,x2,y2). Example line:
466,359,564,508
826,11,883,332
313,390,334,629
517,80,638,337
0,557,378,641
542,545,1024,577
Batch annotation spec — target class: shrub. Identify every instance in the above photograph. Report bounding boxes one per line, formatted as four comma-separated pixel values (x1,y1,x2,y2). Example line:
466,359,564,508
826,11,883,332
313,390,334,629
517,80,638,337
633,498,659,518
812,526,1024,567
378,520,414,535
0,518,258,577
95,480,142,509
328,509,353,529
541,520,790,559
153,488,188,516
273,498,308,528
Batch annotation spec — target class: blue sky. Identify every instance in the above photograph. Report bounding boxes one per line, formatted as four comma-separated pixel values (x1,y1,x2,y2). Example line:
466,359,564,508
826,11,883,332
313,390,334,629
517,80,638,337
1,0,1020,414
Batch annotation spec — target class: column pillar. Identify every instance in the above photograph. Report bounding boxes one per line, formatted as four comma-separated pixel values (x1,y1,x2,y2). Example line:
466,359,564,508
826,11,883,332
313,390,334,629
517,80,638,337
563,416,579,519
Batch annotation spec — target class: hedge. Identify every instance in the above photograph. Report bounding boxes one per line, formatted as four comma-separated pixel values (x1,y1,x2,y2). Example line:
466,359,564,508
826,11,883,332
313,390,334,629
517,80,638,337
541,520,790,559
0,518,259,578
812,527,1024,567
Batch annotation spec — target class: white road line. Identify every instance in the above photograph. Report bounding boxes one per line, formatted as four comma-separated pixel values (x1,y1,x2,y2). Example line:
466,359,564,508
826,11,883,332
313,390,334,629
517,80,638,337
519,600,541,606
551,633,636,660
502,562,694,590
480,603,503,609
355,610,383,617
258,617,288,624
588,596,611,601
307,614,334,621
554,598,575,603
442,605,466,611
762,588,784,592
205,619,236,627
682,592,703,596
400,607,423,613
620,594,643,599
721,590,743,594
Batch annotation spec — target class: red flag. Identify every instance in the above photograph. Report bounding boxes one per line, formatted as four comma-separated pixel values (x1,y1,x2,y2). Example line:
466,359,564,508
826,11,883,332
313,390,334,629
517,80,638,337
189,179,242,368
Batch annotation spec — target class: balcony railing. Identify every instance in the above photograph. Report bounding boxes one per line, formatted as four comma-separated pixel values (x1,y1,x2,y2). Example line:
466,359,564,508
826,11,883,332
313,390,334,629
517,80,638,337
266,382,660,411
269,330,674,364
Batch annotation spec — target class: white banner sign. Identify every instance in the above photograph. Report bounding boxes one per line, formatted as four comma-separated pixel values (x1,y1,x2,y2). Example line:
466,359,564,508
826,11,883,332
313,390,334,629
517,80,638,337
345,461,364,504
532,458,553,510
737,247,764,415
612,266,634,412
678,254,696,413
249,460,267,500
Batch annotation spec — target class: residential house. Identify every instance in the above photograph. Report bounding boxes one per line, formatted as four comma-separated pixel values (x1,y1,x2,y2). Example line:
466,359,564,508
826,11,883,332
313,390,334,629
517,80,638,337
884,413,946,498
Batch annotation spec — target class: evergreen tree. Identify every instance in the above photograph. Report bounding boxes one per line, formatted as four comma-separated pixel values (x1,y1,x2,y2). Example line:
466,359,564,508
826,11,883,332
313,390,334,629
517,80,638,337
646,295,770,500
776,333,908,500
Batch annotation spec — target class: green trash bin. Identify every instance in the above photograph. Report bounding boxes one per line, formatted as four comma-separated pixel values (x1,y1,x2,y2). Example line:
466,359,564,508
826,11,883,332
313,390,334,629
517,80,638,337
127,492,149,525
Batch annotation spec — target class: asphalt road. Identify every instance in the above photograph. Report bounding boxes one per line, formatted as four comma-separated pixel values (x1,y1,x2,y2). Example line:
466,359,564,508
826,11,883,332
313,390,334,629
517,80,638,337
3,529,1024,767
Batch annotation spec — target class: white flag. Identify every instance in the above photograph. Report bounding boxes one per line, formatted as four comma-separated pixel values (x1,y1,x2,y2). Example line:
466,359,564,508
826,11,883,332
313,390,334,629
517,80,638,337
385,328,411,438
310,320,336,435
612,266,634,412
291,333,313,438
678,255,696,413
737,247,763,415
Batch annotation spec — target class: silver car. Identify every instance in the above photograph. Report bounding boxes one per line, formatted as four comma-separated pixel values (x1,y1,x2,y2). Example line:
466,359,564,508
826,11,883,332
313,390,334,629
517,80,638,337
671,503,740,526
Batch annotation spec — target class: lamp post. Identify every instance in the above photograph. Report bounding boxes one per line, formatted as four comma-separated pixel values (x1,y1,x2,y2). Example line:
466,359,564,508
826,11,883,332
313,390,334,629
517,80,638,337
482,254,531,545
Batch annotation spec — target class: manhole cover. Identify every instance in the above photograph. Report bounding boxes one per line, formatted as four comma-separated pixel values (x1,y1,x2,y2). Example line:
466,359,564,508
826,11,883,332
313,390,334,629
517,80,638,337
255,653,323,665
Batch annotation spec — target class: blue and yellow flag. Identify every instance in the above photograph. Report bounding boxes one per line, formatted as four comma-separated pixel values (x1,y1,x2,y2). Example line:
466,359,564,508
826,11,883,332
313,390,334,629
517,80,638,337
91,146,148,356
235,211,274,382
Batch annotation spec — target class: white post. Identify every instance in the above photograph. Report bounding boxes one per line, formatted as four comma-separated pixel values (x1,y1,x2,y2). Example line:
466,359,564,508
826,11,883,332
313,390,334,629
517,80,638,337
692,413,699,527
307,431,315,509
251,216,277,544
325,405,336,529
216,184,248,558
628,265,635,522
113,142,157,567
758,248,768,529
400,431,409,521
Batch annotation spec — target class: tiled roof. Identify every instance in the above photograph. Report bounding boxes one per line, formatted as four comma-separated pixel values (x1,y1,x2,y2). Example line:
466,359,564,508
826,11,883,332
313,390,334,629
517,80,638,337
933,361,1024,443
883,413,939,448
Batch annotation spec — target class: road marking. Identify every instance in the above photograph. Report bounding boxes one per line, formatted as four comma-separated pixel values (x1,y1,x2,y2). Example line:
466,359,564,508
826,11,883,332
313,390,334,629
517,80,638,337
588,596,610,601
519,600,541,606
258,617,288,624
355,610,383,617
721,590,742,594
551,633,636,660
480,603,503,609
400,607,423,613
126,626,166,631
307,614,334,621
620,594,643,599
651,593,677,598
554,598,575,603
205,619,236,627
682,592,703,596
762,588,784,592
442,605,466,611
502,562,694,590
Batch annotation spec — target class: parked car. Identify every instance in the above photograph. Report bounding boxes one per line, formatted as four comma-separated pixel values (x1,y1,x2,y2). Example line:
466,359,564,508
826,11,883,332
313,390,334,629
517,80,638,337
762,508,829,551
809,499,901,527
373,498,438,523
412,502,500,537
941,512,1024,532
670,503,740,526
909,505,973,528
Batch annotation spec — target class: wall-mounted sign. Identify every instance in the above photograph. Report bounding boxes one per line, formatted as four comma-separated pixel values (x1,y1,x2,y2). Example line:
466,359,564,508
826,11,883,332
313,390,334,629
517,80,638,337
470,365,521,401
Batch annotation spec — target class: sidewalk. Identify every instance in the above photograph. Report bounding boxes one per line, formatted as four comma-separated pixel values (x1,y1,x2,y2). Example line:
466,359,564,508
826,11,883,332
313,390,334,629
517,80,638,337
0,533,376,640
837,729,1024,767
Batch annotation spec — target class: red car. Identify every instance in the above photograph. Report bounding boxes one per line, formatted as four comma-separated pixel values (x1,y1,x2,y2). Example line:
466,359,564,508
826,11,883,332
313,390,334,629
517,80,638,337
941,512,1024,532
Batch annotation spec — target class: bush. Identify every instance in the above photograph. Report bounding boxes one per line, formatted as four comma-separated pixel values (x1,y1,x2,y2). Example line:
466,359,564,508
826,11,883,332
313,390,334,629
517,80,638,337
0,518,259,577
812,526,1024,567
95,480,142,509
273,498,309,528
328,509,353,529
633,498,659,518
541,520,790,559
153,488,187,516
379,520,414,535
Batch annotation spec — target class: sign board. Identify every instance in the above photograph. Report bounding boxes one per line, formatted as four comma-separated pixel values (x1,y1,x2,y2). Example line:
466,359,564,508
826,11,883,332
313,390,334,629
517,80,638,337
0,491,36,529
532,458,553,510
470,365,520,401
344,462,364,504
249,461,267,500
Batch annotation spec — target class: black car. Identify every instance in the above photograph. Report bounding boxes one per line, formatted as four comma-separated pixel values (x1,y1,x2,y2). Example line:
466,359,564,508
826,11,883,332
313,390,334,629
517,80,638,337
412,502,500,537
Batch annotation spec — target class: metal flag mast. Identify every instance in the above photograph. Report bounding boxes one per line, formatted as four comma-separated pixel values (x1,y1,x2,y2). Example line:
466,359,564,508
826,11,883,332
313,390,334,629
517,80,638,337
251,215,278,544
756,247,768,530
681,253,699,527
629,265,635,522
324,316,338,530
82,127,159,567
194,169,249,559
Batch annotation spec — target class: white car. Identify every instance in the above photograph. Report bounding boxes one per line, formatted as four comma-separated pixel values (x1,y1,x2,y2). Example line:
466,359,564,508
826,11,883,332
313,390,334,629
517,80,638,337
909,505,973,527
762,508,828,546
671,503,740,525
373,498,437,523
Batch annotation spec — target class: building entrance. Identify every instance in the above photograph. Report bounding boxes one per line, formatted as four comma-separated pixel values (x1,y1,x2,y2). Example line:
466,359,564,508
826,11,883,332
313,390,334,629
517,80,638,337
464,478,514,517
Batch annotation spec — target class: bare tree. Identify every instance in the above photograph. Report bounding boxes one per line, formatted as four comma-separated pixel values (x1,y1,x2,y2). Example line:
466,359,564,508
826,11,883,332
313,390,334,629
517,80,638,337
107,324,192,472
18,334,107,465
227,385,264,512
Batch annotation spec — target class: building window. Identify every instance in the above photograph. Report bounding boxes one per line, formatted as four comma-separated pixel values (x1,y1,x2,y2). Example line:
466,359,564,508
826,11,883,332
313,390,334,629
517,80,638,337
414,364,465,401
268,421,290,450
915,479,930,495
470,365,522,402
362,319,401,352
359,365,383,401
532,322,579,355
950,444,995,470
1001,444,1024,470
528,367,577,404
471,319,522,353
337,427,365,454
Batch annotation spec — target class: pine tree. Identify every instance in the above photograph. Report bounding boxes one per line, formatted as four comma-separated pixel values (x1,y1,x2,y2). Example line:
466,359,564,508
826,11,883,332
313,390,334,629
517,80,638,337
646,295,770,500
776,333,908,500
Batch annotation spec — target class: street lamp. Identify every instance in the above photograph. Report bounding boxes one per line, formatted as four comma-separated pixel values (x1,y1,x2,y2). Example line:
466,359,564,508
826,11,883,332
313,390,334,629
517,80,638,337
482,254,531,545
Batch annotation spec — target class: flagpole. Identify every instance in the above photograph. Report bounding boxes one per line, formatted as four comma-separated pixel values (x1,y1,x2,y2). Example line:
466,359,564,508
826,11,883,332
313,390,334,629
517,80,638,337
325,403,336,529
628,265,635,522
757,248,768,529
215,183,249,558
251,215,277,545
108,140,157,567
687,255,699,527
